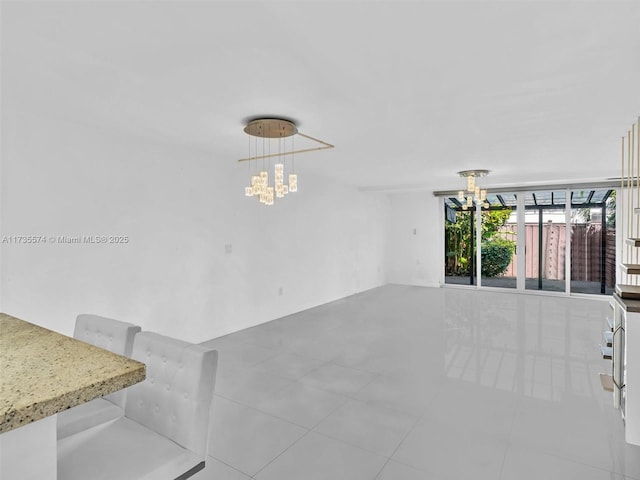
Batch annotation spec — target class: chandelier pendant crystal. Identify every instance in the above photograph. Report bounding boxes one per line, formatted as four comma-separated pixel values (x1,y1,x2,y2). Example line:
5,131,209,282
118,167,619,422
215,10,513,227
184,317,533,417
457,169,490,210
238,117,333,206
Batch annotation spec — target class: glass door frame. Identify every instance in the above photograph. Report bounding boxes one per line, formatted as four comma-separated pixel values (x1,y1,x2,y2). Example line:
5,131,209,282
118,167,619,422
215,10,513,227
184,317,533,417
451,189,572,295
518,189,572,295
441,185,617,296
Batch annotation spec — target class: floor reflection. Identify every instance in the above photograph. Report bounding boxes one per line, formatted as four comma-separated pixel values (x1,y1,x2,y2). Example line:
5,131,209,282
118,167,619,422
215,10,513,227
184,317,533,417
193,285,637,480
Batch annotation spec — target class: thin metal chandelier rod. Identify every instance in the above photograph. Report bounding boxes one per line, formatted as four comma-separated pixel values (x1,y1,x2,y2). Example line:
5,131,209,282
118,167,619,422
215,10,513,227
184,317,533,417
237,132,334,162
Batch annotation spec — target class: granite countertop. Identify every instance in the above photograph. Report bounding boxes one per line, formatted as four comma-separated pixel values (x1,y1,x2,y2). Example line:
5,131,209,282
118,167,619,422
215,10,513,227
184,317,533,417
0,313,145,434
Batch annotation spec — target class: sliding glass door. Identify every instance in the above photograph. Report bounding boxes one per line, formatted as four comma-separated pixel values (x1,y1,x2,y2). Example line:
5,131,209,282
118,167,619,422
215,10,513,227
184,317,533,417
524,191,567,293
479,194,517,289
569,189,616,295
443,187,616,296
444,193,517,289
444,208,477,286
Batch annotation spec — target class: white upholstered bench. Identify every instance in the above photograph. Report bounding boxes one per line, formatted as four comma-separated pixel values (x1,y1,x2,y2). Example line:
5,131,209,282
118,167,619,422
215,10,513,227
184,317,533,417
58,331,218,480
57,314,141,439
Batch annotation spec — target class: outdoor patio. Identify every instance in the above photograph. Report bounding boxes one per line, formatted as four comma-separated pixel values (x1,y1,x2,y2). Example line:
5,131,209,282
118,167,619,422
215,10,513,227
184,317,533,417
445,276,614,295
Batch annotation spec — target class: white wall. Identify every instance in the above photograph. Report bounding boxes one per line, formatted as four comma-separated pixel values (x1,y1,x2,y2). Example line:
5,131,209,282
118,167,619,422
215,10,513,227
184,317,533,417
385,191,442,287
0,112,389,342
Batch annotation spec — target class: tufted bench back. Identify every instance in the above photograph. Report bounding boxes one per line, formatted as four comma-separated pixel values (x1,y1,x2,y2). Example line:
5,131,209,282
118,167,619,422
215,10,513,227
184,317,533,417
74,314,141,408
125,332,218,459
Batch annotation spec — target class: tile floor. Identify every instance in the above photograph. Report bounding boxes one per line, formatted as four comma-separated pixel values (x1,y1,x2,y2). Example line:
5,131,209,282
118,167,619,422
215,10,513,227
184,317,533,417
192,285,639,479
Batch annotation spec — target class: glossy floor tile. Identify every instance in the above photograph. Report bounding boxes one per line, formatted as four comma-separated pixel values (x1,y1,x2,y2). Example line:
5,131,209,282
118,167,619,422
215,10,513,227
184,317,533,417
196,285,639,479
191,457,251,480
392,413,509,479
253,352,327,381
375,460,438,480
298,362,378,396
208,396,307,476
214,363,294,410
249,381,348,429
253,431,388,480
313,399,418,457
500,443,625,480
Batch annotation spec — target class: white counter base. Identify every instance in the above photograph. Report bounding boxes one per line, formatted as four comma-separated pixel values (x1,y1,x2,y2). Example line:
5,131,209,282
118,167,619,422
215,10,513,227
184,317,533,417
0,415,56,480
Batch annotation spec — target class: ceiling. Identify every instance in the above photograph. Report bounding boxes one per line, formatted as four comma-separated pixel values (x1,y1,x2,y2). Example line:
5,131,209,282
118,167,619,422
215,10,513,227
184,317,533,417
3,1,640,192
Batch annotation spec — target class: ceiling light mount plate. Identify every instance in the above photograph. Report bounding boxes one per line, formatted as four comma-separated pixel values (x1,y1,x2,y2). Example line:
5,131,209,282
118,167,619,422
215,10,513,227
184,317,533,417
238,116,334,163
458,169,490,178
244,118,298,138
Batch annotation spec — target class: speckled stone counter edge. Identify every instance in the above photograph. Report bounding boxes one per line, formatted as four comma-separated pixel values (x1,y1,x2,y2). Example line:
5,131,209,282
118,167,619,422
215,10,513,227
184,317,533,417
0,313,146,434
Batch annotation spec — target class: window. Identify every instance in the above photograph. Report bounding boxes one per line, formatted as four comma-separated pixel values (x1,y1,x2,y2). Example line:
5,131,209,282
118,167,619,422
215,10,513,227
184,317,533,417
443,187,616,295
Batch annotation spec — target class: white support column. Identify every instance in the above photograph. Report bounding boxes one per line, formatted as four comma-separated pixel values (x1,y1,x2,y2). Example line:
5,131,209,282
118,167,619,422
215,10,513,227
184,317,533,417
476,202,482,287
516,192,526,291
565,188,571,294
439,196,445,286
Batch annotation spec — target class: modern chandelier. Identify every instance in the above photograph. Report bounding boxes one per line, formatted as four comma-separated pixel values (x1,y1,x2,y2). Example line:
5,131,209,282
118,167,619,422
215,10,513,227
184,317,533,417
238,117,334,206
457,169,490,209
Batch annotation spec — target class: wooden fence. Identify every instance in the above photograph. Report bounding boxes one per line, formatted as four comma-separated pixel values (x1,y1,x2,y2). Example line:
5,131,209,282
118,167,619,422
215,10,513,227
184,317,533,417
499,223,615,285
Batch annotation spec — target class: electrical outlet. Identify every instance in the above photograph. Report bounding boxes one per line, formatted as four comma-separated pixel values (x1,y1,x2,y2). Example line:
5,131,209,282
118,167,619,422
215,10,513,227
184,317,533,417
224,244,232,254
278,287,283,296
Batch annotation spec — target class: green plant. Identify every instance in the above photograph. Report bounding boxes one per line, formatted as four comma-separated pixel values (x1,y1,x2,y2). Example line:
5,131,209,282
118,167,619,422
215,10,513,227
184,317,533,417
481,238,515,277
444,209,513,276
